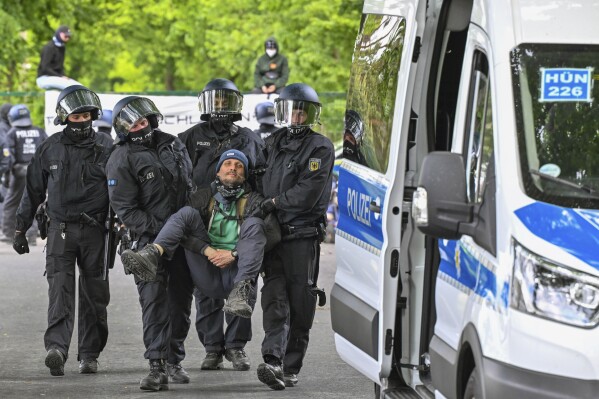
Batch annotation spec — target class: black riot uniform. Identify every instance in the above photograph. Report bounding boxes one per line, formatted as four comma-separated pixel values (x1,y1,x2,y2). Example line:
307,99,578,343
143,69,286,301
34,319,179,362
174,78,266,370
2,104,47,240
257,83,334,390
13,86,112,375
106,96,193,390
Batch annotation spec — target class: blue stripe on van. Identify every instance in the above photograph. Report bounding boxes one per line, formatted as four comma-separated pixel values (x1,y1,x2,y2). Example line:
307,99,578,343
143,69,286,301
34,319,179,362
439,240,509,309
515,202,599,270
336,167,386,250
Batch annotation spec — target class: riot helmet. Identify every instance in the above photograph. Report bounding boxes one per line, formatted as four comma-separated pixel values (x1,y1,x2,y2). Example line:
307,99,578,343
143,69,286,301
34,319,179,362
93,109,113,128
54,85,102,126
255,101,275,125
8,104,32,128
344,110,364,145
198,78,243,122
274,83,321,134
112,96,163,142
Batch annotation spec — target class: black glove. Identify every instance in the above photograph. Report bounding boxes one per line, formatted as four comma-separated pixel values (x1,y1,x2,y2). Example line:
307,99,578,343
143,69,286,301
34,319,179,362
252,198,276,219
13,231,29,255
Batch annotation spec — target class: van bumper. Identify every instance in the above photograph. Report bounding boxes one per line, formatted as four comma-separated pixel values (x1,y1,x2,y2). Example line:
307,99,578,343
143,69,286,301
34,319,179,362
483,356,599,399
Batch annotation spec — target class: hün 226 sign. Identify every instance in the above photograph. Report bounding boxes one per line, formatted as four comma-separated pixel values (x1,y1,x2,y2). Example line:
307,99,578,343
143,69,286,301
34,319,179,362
540,68,594,102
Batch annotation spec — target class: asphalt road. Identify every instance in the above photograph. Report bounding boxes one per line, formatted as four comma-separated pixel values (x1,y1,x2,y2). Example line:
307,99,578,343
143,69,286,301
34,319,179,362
0,240,373,398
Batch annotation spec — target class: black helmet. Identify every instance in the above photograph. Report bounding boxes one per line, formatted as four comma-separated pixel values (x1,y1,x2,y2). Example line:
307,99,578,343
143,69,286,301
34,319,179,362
198,78,243,122
8,104,32,128
112,96,163,140
344,109,364,144
274,83,321,128
255,101,275,125
54,85,102,125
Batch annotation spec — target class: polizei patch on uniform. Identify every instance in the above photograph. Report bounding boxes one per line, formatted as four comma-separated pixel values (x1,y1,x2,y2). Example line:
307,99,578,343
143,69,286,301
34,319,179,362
108,179,118,186
197,141,211,147
309,158,321,171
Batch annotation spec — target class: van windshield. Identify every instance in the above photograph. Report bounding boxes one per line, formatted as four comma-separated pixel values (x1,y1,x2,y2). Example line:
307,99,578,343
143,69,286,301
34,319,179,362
511,43,599,209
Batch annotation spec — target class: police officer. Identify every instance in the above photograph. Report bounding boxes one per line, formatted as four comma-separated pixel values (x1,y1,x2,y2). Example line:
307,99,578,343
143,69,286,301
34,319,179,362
106,96,193,391
176,78,266,373
92,109,114,140
0,102,13,234
256,83,334,390
1,104,47,244
253,101,278,140
13,86,112,377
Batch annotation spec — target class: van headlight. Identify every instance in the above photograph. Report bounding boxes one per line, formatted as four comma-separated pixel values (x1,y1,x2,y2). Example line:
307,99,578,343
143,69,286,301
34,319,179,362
511,240,599,328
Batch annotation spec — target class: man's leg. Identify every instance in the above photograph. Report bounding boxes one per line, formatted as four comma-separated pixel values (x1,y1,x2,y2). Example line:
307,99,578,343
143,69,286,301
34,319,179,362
155,206,209,257
36,76,83,90
166,247,193,383
44,222,79,376
195,291,226,370
257,245,288,390
77,224,110,373
282,239,319,381
2,169,26,238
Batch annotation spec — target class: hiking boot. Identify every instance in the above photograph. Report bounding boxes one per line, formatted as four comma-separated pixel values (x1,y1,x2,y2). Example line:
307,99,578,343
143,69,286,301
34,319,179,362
223,279,253,318
200,352,223,370
45,349,66,377
167,362,190,384
79,358,98,374
140,359,169,391
121,245,160,281
225,348,250,371
257,362,285,390
284,372,298,387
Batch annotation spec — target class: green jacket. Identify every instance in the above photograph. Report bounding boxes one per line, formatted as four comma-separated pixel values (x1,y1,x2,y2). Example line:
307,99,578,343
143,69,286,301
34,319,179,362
254,52,289,89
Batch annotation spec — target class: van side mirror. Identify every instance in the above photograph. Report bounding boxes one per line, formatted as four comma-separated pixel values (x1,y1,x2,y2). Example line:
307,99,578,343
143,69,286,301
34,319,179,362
412,152,473,239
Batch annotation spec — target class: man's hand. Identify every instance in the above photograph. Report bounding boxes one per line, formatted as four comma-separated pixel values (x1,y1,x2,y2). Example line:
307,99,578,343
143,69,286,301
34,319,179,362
261,85,269,94
205,247,235,268
252,197,276,219
267,85,277,93
13,231,29,255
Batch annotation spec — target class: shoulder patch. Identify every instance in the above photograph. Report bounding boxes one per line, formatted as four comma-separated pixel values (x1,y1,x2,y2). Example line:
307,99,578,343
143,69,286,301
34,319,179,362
108,179,118,186
309,158,321,171
2,149,8,157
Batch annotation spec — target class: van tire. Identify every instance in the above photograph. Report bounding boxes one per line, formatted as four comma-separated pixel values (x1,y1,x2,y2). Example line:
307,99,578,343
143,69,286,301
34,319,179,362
463,367,482,399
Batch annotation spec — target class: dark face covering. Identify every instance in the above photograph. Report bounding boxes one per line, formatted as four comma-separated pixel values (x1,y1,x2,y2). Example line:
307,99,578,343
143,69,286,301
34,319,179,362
209,115,232,135
287,126,309,139
65,120,93,142
128,125,154,147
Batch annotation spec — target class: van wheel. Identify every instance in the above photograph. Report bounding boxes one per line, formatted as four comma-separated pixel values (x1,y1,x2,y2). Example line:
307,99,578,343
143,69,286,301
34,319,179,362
463,367,482,399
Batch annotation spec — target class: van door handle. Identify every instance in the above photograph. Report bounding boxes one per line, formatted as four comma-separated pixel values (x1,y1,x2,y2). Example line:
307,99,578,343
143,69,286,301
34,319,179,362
369,200,381,213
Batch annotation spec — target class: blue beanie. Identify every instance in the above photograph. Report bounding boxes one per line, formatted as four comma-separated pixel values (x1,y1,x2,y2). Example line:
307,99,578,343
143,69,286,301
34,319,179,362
216,149,249,177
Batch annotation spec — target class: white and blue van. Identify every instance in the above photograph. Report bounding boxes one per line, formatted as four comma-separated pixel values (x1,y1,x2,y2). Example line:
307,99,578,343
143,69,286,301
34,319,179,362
331,0,599,398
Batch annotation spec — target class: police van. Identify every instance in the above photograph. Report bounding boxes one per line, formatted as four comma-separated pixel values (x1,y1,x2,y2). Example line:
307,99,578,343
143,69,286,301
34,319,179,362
331,0,599,398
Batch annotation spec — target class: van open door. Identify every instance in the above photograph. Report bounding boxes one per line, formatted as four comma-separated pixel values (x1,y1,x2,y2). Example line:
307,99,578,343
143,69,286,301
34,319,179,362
331,0,425,387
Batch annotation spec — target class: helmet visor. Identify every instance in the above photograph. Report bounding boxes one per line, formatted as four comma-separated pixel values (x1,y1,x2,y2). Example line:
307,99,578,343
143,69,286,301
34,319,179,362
56,90,102,123
198,89,242,115
274,99,321,127
114,98,163,134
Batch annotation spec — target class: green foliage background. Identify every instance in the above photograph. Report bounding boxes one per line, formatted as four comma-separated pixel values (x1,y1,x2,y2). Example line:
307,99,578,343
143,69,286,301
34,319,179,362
0,0,363,141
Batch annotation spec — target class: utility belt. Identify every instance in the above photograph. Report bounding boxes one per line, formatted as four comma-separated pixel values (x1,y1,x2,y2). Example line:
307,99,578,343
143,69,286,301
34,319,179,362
49,212,107,227
281,222,326,243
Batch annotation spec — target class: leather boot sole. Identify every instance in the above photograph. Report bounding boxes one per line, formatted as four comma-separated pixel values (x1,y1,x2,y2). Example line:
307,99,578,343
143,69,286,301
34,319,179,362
257,364,285,390
45,349,65,377
121,251,157,281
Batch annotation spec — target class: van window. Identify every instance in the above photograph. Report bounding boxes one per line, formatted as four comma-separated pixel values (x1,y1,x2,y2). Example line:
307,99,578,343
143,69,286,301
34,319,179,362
464,52,494,203
343,14,406,173
511,43,599,209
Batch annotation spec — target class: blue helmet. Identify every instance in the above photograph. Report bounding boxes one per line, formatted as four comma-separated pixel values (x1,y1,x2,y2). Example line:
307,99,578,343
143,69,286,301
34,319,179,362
255,101,275,125
8,104,32,127
93,109,113,129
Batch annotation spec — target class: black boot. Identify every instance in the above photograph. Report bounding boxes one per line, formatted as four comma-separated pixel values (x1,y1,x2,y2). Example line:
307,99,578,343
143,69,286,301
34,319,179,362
223,279,253,318
257,356,285,390
45,349,66,377
140,359,169,391
121,244,161,281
